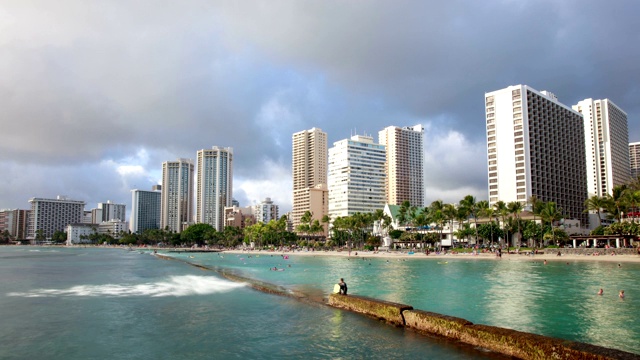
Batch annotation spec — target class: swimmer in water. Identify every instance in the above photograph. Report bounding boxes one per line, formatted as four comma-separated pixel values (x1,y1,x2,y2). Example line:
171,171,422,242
619,290,625,299
597,288,603,295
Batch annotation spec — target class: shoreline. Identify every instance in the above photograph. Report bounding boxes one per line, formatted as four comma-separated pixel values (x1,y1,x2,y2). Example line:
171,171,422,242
221,248,640,263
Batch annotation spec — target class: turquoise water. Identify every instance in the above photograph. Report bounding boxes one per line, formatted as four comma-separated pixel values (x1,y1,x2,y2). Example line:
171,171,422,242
0,247,501,360
171,250,640,355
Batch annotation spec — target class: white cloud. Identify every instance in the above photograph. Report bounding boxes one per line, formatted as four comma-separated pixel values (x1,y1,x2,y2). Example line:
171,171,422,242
234,158,292,212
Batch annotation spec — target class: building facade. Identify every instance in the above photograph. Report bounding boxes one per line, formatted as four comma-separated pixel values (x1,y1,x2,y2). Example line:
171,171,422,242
66,223,96,244
253,198,279,224
97,201,126,222
485,85,588,226
130,188,162,234
328,134,386,219
224,206,255,229
196,147,233,231
378,124,425,207
630,142,640,180
292,128,328,233
573,99,630,197
28,196,86,240
0,209,30,240
161,159,194,233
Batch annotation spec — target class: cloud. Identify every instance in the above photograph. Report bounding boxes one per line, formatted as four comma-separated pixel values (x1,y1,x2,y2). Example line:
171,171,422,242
0,0,639,216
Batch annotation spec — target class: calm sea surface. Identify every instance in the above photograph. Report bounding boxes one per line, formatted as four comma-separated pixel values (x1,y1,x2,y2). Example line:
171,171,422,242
169,249,640,355
0,247,504,360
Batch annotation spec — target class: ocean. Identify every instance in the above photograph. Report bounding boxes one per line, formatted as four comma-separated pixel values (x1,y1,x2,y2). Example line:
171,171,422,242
0,247,507,359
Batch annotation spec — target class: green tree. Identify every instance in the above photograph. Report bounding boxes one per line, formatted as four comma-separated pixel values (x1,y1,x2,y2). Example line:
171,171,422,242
493,201,508,247
459,195,479,245
584,195,608,228
507,201,523,247
180,223,215,245
51,230,67,244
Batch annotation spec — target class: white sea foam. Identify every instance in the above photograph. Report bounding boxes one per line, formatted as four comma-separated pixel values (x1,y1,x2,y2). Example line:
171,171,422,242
7,275,245,298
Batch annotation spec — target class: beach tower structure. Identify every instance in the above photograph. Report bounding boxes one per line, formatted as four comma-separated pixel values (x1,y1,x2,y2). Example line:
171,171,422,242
130,187,162,234
573,99,630,198
328,134,386,219
292,128,328,235
161,158,194,233
196,146,233,231
27,196,85,242
630,142,640,181
485,85,588,226
378,124,425,207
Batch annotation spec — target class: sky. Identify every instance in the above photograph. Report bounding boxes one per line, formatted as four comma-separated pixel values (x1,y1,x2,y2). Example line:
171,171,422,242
1,0,639,217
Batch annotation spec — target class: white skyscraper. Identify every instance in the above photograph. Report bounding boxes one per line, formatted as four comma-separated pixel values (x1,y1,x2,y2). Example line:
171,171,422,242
161,158,194,233
485,85,588,225
130,188,161,234
328,134,386,219
196,147,233,231
28,196,85,241
97,201,126,222
379,124,425,207
573,99,630,197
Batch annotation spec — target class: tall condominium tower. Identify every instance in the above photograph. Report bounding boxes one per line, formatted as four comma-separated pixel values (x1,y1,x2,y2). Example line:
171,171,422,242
630,142,640,180
196,147,233,231
485,85,588,225
378,125,425,207
573,99,630,197
27,196,85,240
97,201,126,222
292,128,328,233
130,188,162,234
161,158,194,233
328,134,386,218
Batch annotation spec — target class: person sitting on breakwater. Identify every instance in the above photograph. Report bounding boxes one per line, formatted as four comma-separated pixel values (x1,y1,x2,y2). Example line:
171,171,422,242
339,278,348,295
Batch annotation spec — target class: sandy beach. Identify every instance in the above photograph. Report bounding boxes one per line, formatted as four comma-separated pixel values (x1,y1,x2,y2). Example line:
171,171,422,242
222,248,640,263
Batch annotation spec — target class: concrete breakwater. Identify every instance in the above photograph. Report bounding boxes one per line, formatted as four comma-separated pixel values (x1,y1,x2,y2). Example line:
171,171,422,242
328,294,638,360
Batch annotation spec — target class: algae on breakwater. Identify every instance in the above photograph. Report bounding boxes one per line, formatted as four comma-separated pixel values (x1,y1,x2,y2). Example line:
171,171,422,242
329,294,639,360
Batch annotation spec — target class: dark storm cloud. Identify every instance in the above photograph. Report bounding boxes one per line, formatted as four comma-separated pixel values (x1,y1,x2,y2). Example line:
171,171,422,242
1,0,638,212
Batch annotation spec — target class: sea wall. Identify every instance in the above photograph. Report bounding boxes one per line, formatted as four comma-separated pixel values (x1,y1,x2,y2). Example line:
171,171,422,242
329,294,638,360
328,294,412,326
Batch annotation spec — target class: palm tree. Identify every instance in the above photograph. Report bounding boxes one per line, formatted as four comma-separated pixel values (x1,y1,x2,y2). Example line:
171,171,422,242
507,201,524,247
443,203,457,247
429,201,446,250
493,201,508,247
623,189,640,223
460,195,479,245
476,200,490,246
539,202,563,246
584,195,608,228
608,185,628,222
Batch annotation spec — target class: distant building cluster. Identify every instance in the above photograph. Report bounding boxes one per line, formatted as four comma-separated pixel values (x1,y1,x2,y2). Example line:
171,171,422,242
2,84,637,243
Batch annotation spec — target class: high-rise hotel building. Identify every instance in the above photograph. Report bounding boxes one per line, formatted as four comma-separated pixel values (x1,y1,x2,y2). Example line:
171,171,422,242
630,142,640,180
161,158,194,233
328,134,386,219
28,196,85,240
573,99,629,197
485,85,588,225
130,187,162,234
196,147,233,231
292,128,328,233
378,125,425,207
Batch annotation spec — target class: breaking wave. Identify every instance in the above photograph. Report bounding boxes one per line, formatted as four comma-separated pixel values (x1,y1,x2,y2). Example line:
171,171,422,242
7,275,245,298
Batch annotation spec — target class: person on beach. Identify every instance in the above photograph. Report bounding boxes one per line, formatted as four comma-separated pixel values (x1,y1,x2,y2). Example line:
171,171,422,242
597,288,603,295
619,290,625,299
339,278,348,295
